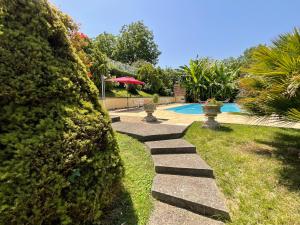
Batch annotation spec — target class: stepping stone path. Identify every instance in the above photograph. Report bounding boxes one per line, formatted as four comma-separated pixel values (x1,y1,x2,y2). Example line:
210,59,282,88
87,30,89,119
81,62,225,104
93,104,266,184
111,119,230,224
110,114,121,123
112,121,187,141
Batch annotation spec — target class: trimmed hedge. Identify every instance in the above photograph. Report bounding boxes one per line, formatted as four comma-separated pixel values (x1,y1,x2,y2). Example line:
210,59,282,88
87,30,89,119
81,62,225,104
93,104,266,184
0,1,123,224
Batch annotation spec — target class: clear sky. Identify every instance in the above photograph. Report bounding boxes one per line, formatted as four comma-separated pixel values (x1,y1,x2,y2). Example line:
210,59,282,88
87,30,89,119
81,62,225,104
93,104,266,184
50,0,300,68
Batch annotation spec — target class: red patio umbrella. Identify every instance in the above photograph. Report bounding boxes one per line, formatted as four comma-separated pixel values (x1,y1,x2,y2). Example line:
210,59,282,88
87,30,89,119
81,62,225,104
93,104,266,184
106,76,145,107
106,76,145,85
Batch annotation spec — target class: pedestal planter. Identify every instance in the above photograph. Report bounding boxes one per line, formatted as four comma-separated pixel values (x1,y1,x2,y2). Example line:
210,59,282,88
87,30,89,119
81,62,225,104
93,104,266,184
202,105,221,129
144,103,157,122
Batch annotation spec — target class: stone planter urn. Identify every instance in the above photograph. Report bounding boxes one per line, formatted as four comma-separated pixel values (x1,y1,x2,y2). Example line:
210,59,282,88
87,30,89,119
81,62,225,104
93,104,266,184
202,104,221,129
144,103,157,122
144,94,159,122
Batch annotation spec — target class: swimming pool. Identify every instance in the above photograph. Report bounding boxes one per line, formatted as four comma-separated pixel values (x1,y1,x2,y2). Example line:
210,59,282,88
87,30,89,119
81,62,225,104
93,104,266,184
167,103,241,114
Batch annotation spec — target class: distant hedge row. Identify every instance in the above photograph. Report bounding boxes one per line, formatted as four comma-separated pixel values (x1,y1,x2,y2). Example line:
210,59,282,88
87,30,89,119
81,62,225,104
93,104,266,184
0,0,123,224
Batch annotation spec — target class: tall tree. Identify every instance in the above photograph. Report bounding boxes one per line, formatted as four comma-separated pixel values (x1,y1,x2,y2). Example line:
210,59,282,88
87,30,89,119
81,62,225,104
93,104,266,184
93,32,118,59
0,1,123,224
114,21,161,65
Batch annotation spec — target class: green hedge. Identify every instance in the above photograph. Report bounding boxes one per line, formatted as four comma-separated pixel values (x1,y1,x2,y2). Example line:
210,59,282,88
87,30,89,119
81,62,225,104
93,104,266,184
0,1,123,224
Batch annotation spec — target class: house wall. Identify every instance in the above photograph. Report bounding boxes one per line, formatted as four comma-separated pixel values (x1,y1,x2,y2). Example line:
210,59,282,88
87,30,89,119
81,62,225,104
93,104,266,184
173,83,186,103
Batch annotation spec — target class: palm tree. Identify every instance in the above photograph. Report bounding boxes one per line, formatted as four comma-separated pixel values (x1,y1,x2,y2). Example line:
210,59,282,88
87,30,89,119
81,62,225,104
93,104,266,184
239,28,300,121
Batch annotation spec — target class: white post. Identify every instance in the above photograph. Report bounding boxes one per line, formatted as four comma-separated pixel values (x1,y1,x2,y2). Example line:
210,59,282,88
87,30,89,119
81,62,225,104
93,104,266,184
101,74,105,100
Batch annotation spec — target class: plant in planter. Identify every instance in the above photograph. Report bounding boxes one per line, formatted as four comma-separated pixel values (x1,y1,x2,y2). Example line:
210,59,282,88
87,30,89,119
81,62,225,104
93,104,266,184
202,98,223,129
144,94,159,122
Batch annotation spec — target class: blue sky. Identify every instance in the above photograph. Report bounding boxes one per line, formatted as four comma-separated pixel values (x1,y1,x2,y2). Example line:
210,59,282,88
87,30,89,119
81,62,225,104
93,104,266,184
51,0,300,68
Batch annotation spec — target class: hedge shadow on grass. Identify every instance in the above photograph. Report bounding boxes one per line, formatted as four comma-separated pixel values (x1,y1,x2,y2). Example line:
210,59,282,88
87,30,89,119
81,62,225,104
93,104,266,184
216,125,234,133
256,129,300,192
100,187,138,225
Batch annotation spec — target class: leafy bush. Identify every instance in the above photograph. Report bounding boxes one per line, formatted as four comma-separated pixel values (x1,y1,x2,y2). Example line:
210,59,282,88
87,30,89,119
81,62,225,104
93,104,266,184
135,61,179,96
205,98,223,106
126,83,139,95
152,94,159,103
0,1,123,224
137,62,163,94
69,28,112,94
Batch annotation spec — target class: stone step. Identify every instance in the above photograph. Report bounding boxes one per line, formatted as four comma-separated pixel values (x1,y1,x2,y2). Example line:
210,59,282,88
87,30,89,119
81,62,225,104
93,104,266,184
112,122,188,141
110,115,120,123
148,201,224,225
152,154,214,177
152,174,230,221
145,139,196,154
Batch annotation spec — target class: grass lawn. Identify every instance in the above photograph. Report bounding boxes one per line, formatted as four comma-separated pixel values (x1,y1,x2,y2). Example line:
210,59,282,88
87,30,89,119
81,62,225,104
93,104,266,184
185,122,300,225
106,88,153,98
101,133,155,225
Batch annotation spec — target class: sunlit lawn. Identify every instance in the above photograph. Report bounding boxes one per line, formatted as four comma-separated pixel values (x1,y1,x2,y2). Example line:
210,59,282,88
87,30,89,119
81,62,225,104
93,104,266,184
185,122,300,225
101,133,154,225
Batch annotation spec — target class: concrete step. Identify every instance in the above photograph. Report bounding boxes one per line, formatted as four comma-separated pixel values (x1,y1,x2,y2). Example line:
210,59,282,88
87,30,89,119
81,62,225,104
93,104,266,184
148,201,224,225
145,139,196,154
112,122,188,141
110,115,120,123
152,154,214,177
152,174,230,221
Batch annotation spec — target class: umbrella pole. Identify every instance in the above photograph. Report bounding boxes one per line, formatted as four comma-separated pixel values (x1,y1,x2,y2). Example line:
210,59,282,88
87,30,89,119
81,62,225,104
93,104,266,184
127,85,129,108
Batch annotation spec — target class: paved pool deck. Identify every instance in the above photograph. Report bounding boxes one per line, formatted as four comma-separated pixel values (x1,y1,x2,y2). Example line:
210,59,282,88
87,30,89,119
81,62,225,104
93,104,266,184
110,103,300,129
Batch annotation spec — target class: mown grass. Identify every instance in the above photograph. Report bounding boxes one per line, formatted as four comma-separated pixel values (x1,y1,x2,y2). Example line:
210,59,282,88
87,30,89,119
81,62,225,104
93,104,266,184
101,133,154,225
106,88,153,98
185,122,300,225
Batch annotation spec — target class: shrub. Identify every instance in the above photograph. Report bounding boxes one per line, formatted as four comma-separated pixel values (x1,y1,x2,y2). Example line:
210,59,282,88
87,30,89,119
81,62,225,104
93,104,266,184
0,1,123,224
126,83,139,95
136,62,163,94
152,94,159,104
205,98,223,106
69,28,111,94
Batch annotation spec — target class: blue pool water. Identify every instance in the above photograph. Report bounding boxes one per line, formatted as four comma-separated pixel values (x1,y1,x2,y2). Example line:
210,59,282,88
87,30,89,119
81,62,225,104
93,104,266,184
167,103,241,114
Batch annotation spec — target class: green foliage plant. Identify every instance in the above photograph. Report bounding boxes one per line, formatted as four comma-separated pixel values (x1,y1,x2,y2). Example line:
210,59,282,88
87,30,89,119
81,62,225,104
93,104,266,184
152,94,159,104
239,28,300,121
137,61,163,94
180,58,240,102
0,1,123,224
205,98,223,106
93,32,118,59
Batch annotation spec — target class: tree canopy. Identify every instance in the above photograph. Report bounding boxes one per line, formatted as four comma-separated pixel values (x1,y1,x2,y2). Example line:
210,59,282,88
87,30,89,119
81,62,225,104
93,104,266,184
93,32,118,59
94,21,161,65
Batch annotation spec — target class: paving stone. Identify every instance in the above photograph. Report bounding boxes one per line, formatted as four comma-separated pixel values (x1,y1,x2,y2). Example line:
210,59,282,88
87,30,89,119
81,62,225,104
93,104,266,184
148,201,224,225
152,153,214,177
110,114,120,123
145,138,196,154
152,174,230,221
112,122,188,141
